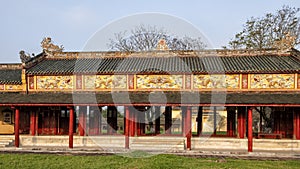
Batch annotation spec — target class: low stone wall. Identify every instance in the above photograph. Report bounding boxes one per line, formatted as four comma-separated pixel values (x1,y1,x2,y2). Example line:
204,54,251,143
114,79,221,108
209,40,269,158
192,137,300,151
20,135,125,148
14,135,300,152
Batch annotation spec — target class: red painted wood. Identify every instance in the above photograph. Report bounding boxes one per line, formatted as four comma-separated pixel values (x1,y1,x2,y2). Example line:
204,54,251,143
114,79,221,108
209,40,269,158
293,110,297,139
296,110,300,140
155,106,160,135
186,107,192,150
165,106,172,135
197,107,203,136
213,107,217,136
30,111,36,136
248,108,253,152
125,106,130,149
3,103,300,107
68,107,74,148
78,108,85,136
14,108,20,147
130,109,135,137
94,109,100,135
238,107,246,139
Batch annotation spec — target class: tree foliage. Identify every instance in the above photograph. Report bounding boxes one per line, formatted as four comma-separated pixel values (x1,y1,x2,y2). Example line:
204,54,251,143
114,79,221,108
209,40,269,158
108,24,206,51
228,6,300,49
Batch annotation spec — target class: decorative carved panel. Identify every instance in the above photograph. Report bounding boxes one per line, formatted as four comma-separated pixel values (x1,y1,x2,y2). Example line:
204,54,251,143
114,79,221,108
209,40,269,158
0,84,4,90
5,84,23,90
28,76,34,89
193,74,239,89
250,74,294,89
84,75,127,89
76,75,82,89
185,75,191,89
242,74,248,89
136,75,183,89
37,76,73,90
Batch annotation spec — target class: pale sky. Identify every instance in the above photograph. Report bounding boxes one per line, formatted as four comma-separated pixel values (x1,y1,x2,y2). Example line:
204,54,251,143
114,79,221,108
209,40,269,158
0,0,299,63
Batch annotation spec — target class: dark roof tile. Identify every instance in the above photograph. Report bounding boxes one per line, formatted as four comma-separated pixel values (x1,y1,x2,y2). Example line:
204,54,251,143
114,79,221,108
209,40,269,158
26,54,300,75
0,69,22,84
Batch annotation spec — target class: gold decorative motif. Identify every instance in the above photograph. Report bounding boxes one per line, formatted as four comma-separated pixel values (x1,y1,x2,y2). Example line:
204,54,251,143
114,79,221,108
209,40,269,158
156,39,169,50
193,74,239,89
84,75,127,89
250,74,294,89
137,75,183,89
5,84,23,91
37,76,73,90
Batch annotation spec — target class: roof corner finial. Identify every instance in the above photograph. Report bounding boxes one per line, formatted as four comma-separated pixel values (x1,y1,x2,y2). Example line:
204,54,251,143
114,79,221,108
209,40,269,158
156,39,169,51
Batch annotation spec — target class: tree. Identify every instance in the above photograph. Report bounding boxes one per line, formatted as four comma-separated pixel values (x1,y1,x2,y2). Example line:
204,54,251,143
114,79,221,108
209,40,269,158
108,24,207,51
228,6,300,49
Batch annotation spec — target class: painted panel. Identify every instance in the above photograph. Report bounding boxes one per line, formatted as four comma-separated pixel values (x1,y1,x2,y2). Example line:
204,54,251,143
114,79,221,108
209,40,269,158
36,76,73,90
193,74,239,89
250,74,295,89
136,75,183,89
84,75,127,89
5,84,23,91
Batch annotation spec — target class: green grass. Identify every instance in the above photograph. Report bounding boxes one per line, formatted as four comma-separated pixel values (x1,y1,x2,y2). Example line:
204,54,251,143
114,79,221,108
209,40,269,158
0,153,299,169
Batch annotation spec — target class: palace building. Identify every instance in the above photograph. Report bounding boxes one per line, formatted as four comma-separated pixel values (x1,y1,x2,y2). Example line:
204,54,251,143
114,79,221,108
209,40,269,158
1,37,300,152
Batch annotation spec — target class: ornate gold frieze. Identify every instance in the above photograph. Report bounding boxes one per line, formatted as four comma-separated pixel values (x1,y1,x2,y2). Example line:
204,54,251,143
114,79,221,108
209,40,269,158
136,75,183,89
193,74,239,89
1,84,23,91
36,76,73,90
250,74,294,89
84,75,127,89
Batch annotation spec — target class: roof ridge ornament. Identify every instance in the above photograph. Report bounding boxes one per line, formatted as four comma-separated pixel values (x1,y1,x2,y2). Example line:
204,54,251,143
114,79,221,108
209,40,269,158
272,32,296,51
156,39,169,50
41,37,64,55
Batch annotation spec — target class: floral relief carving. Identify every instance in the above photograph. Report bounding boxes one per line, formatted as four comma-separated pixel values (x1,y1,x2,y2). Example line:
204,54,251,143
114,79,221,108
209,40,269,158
37,76,73,90
84,75,127,89
193,74,239,89
250,74,294,89
137,75,183,89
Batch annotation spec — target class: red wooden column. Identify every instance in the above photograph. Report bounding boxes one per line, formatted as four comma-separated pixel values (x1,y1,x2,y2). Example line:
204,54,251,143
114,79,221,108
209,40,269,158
125,106,130,149
78,106,86,136
30,111,36,136
185,107,192,150
68,107,74,149
294,109,300,140
155,106,161,135
130,108,136,137
13,107,20,148
165,106,172,134
213,107,217,136
226,107,235,137
248,108,253,152
197,107,203,136
238,107,246,138
94,108,100,135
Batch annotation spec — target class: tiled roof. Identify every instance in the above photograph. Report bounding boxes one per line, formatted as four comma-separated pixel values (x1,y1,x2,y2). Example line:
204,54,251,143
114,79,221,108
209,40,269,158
26,54,300,75
0,69,22,84
0,92,300,105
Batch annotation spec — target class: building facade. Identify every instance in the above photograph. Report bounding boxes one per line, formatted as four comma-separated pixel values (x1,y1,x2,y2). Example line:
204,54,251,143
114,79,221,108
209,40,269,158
1,38,300,152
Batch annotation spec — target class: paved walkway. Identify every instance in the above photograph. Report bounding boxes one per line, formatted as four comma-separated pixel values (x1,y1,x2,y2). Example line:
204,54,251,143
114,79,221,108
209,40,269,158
1,146,300,160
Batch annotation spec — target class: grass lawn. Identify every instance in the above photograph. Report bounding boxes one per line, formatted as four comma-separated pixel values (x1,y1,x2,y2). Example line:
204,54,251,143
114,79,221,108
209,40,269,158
0,152,299,169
